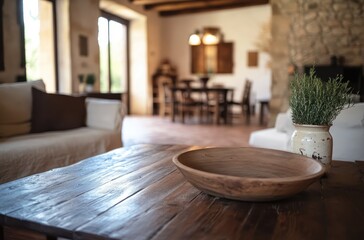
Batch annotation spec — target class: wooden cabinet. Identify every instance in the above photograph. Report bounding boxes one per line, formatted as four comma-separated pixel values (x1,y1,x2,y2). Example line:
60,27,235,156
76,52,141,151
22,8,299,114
191,42,233,74
152,73,176,115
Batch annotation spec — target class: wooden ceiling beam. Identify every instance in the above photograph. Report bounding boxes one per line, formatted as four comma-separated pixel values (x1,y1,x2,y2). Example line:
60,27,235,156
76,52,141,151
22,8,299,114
145,0,267,11
159,1,269,16
130,0,187,5
129,0,270,17
145,0,231,11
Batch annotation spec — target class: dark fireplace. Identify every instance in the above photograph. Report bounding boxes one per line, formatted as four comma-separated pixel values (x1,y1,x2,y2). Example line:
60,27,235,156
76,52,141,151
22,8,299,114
304,64,364,102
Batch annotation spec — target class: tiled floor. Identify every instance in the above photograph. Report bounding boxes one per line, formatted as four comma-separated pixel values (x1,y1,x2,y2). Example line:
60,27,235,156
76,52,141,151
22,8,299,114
122,114,268,147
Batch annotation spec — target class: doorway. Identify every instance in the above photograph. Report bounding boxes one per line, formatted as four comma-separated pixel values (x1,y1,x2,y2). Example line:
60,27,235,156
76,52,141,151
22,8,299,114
22,0,58,92
98,11,129,96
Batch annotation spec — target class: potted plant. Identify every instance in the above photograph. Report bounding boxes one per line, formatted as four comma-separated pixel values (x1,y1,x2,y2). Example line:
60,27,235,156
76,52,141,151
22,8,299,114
289,67,353,170
85,73,96,92
78,74,85,93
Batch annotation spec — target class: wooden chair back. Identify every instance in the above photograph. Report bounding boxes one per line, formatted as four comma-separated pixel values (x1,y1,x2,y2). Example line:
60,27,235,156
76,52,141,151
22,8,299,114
242,80,252,106
158,77,172,116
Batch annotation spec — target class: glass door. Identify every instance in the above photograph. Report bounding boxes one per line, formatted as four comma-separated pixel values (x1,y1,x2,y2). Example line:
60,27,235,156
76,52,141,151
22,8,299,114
22,0,58,92
98,11,129,94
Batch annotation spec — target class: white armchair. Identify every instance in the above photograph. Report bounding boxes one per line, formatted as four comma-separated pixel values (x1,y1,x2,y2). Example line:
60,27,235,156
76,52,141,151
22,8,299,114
249,103,364,162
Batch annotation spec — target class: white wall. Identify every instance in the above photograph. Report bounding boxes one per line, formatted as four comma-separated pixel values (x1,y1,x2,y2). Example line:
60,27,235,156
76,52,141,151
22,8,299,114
160,5,272,104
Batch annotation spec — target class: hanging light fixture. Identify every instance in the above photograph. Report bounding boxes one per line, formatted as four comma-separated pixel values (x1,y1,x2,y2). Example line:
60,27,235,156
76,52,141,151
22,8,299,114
188,30,201,46
201,27,221,45
189,27,221,46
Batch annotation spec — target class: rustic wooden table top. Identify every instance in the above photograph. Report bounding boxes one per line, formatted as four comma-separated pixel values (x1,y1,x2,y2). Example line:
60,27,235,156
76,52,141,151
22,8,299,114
0,144,364,240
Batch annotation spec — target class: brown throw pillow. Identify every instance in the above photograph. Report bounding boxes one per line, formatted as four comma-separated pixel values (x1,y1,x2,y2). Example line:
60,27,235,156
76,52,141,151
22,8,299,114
31,87,86,133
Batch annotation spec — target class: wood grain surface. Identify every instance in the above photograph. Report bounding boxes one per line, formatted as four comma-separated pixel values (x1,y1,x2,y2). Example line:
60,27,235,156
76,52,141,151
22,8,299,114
0,144,364,240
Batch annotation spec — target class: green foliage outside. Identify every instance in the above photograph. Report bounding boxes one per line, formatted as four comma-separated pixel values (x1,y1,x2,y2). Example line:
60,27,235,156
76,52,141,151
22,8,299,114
25,36,39,81
99,44,124,93
24,19,40,81
289,67,353,125
110,60,122,93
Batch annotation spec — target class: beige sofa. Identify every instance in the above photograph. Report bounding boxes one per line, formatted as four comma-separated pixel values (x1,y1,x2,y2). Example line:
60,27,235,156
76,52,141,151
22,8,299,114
0,80,125,183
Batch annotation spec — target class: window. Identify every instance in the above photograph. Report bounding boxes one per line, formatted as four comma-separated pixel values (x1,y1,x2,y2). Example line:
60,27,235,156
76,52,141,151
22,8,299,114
22,0,58,92
98,11,129,94
191,43,233,74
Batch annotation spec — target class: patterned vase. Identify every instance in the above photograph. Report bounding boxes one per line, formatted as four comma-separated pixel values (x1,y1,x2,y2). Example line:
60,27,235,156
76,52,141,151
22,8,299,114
291,124,332,172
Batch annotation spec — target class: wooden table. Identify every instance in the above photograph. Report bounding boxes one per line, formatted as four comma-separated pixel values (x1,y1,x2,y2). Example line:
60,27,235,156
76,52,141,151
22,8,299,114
171,87,233,124
1,144,364,240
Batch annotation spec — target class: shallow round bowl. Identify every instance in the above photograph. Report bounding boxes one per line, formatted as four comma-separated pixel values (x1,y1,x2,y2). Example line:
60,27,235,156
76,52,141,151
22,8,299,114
173,147,325,201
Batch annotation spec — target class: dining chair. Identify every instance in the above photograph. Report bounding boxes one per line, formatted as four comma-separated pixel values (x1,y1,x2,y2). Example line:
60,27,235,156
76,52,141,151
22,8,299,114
204,91,222,124
228,79,252,124
202,85,234,125
158,78,173,117
176,89,204,124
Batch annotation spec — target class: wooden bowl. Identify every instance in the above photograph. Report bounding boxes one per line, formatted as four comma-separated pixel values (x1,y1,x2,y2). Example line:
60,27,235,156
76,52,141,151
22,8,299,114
173,147,325,201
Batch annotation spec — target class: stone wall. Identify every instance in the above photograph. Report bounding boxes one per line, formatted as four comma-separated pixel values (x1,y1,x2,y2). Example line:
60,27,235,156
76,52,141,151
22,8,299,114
270,0,364,126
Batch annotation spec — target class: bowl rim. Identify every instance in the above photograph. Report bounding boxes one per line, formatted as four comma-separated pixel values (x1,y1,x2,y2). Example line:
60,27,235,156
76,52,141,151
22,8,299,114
172,147,326,183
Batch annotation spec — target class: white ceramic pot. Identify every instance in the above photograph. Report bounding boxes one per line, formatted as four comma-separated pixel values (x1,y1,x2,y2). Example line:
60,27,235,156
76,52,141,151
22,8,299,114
78,83,85,93
85,84,94,93
291,124,332,171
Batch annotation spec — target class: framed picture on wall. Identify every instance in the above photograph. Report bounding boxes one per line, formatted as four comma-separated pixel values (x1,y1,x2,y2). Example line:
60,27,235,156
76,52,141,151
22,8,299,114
247,51,258,67
79,35,88,57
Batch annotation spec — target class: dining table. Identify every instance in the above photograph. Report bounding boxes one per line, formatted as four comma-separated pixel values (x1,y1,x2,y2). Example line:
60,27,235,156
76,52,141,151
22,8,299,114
170,86,234,124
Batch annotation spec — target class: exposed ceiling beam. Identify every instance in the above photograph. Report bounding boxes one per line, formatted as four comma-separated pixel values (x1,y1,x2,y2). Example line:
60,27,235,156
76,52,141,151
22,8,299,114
145,0,266,11
129,0,270,17
159,1,269,16
130,0,187,4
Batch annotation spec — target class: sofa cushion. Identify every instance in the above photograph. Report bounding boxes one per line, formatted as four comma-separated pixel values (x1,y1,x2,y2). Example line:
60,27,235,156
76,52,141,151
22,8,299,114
31,87,86,133
249,128,291,151
274,109,295,136
0,80,45,137
86,98,123,131
275,113,288,132
333,103,364,128
284,110,295,136
0,123,31,138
